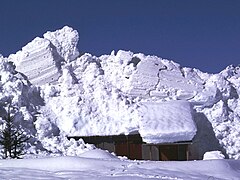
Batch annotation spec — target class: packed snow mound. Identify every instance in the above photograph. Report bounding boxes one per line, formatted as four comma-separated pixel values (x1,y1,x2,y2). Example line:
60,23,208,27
0,55,94,158
8,26,79,85
0,26,240,160
0,56,38,123
78,149,118,159
203,151,225,160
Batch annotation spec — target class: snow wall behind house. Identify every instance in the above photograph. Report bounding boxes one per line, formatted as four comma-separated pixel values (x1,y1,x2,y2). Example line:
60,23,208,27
1,26,240,159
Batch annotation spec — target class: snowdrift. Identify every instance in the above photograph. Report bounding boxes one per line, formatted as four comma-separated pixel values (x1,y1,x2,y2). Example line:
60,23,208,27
0,26,240,159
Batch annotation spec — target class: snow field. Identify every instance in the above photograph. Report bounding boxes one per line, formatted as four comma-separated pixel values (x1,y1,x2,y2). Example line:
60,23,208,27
0,151,240,179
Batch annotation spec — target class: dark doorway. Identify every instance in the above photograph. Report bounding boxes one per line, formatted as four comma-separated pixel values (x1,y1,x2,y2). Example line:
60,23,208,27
159,144,188,161
159,145,178,161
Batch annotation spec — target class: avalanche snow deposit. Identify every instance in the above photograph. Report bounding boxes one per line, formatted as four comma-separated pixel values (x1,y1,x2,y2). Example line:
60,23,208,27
0,26,240,159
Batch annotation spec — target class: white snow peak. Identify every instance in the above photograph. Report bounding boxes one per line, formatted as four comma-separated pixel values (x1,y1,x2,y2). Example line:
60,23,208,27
8,26,79,85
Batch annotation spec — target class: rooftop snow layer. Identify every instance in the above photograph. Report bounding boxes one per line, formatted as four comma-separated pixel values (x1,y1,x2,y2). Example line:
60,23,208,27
138,100,197,143
61,99,196,144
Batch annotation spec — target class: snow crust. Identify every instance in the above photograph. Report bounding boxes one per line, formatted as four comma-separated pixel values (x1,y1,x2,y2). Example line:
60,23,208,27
0,26,240,160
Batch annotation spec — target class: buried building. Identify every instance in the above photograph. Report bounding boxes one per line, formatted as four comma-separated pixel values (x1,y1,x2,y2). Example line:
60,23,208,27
68,100,197,161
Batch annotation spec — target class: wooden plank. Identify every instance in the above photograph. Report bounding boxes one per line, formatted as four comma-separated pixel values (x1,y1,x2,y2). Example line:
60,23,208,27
142,144,150,160
115,142,128,157
178,144,187,161
103,142,115,153
129,143,142,160
150,145,159,161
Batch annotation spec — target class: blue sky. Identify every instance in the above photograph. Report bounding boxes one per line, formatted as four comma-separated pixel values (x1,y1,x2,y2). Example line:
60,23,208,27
0,0,240,73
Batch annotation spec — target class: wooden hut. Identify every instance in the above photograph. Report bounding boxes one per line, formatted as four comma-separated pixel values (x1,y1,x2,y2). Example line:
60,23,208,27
68,100,197,161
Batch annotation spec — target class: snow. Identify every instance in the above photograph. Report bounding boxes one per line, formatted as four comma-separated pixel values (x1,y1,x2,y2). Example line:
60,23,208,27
203,151,225,160
8,26,79,85
78,148,118,159
138,101,196,144
0,26,240,162
0,154,240,179
43,26,79,62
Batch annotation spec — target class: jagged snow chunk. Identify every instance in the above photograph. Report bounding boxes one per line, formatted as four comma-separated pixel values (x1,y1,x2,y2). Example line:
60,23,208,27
9,26,79,85
9,37,62,85
43,26,79,61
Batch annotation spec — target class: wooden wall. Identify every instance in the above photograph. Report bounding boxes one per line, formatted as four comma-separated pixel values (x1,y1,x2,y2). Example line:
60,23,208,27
68,135,190,161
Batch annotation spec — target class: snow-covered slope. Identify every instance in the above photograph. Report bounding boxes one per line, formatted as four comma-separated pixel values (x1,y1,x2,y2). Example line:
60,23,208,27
1,26,240,159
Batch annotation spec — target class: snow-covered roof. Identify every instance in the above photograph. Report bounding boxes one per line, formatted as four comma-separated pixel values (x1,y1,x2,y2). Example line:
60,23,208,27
138,100,197,144
71,100,197,144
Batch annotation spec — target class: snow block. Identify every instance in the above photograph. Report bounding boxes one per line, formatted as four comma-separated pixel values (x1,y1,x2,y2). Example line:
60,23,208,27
9,26,79,85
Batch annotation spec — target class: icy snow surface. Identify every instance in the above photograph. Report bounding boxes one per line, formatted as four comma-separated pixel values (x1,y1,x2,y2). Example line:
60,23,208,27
1,26,240,160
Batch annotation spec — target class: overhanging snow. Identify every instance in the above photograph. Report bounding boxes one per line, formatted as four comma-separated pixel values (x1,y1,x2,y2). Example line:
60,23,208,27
138,100,197,144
